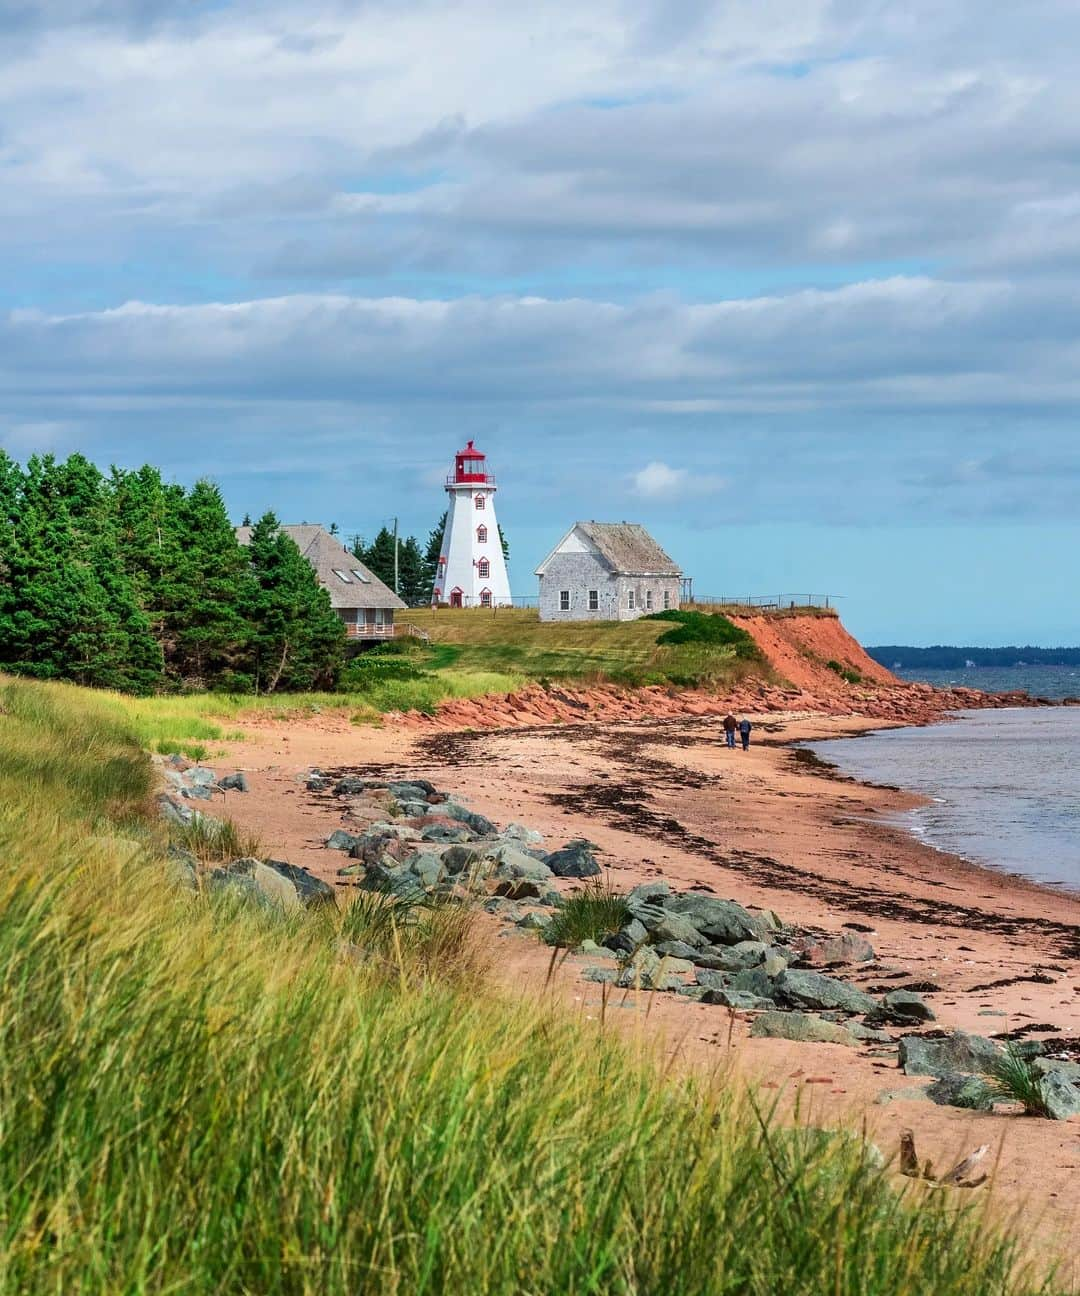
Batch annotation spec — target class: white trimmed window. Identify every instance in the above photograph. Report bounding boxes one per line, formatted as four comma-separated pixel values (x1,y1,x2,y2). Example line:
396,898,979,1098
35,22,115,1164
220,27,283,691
645,590,653,610
560,590,571,611
588,590,599,611
477,558,490,579
480,589,492,607
475,494,485,509
476,524,488,543
627,589,636,610
663,590,671,609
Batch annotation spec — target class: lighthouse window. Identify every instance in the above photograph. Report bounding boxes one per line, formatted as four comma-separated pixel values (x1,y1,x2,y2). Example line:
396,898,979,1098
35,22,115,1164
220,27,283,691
560,590,571,611
474,495,485,510
331,569,352,583
476,525,488,543
477,558,491,579
480,589,492,607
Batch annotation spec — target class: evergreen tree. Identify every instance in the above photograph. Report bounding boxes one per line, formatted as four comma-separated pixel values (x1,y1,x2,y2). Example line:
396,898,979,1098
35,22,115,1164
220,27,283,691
108,465,186,627
244,512,344,691
164,479,254,687
396,536,426,606
421,511,447,603
360,526,399,592
498,523,510,565
0,454,163,692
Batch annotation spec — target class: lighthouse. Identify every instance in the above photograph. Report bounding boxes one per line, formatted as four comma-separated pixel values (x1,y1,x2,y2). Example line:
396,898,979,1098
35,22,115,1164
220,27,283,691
432,440,512,608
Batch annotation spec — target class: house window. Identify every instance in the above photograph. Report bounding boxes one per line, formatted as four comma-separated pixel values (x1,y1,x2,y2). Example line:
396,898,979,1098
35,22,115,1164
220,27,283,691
331,569,352,583
560,590,571,611
480,589,492,607
645,590,653,610
627,589,636,610
663,590,670,610
475,495,485,510
477,558,490,579
477,525,488,543
588,590,599,612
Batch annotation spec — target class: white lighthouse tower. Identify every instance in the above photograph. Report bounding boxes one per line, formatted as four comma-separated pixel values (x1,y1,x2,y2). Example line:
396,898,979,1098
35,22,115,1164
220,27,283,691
432,440,512,607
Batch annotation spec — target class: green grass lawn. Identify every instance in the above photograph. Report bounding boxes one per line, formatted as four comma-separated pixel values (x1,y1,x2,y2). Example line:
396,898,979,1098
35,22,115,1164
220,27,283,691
0,671,1051,1293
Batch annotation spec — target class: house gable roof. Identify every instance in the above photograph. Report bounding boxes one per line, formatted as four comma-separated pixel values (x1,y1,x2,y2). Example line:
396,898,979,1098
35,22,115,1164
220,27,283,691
535,522,681,578
235,524,407,610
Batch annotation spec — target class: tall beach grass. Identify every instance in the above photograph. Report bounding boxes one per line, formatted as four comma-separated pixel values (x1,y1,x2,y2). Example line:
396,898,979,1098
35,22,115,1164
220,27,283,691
0,673,1053,1293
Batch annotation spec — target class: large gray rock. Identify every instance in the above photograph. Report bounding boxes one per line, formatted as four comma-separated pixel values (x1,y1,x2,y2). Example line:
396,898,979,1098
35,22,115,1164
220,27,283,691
582,966,618,984
444,801,497,836
730,967,777,999
925,1073,996,1111
187,767,218,786
441,845,483,875
389,779,436,800
181,784,214,801
627,880,674,906
334,776,369,795
882,989,936,1023
1041,1071,1080,1121
603,919,647,954
750,1011,858,1046
654,940,703,962
898,1031,1002,1078
776,969,877,1015
617,946,684,991
164,845,198,892
420,823,475,844
257,859,336,907
701,988,775,1011
545,840,602,879
157,792,194,826
516,912,550,932
486,846,554,881
503,822,544,846
623,900,668,931
209,857,301,912
217,771,249,792
403,852,445,889
793,931,874,966
666,895,769,945
325,829,360,852
1034,1057,1080,1083
652,912,708,948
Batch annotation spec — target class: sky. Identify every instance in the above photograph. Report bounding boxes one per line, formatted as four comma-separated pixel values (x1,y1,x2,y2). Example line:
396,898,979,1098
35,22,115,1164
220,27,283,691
2,0,1079,645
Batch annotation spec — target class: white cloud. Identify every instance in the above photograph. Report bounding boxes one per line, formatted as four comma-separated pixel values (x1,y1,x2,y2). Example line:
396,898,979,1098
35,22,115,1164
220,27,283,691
631,460,726,499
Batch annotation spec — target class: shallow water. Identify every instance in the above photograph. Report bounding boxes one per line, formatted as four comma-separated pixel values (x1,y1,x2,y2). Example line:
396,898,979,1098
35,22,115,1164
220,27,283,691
807,708,1080,892
893,663,1080,699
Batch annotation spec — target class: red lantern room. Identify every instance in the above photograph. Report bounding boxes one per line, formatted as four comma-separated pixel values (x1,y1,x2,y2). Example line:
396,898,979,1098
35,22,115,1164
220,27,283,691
453,440,493,485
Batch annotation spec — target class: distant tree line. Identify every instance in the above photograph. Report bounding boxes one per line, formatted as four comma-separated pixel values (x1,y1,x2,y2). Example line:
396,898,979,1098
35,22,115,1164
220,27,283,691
0,452,343,694
351,512,509,606
868,645,1080,669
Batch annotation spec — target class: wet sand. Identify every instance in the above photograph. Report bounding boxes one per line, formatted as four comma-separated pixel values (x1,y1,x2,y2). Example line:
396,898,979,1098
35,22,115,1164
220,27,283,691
208,706,1080,1276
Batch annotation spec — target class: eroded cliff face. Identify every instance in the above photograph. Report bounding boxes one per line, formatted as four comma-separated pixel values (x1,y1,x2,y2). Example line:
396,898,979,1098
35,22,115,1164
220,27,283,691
724,611,897,691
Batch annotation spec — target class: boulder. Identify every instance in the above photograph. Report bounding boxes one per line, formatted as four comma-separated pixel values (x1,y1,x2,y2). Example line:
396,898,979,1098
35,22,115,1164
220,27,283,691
325,829,360,852
1034,1057,1080,1083
617,947,673,990
306,775,331,792
793,931,874,966
730,967,777,999
403,852,445,889
397,800,430,819
156,794,194,826
487,846,554,881
652,912,708,948
187,767,218,786
444,801,497,837
847,1022,894,1043
701,989,775,1011
775,969,878,1015
181,785,214,801
503,822,544,846
882,989,936,1023
389,779,436,800
898,1031,1002,1078
217,772,249,793
545,840,602,879
210,857,301,912
624,900,668,931
666,895,769,945
441,845,484,875
750,1011,858,1046
627,880,675,906
582,966,618,984
493,878,547,901
260,858,337,907
537,888,565,908
334,776,369,795
164,845,198,891
1041,1071,1080,1121
420,823,475,845
925,1073,996,1111
654,940,703,962
516,912,551,932
603,919,647,954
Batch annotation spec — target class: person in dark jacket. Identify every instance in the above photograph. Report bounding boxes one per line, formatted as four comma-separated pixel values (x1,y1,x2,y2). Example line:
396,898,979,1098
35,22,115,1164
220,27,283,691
722,713,737,748
738,717,752,751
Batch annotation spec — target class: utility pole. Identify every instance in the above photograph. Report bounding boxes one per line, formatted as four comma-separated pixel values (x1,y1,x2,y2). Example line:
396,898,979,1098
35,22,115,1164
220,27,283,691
393,516,399,595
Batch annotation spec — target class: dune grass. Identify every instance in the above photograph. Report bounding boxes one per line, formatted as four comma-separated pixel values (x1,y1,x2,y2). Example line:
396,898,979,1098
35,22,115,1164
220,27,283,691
0,673,1053,1294
544,877,632,949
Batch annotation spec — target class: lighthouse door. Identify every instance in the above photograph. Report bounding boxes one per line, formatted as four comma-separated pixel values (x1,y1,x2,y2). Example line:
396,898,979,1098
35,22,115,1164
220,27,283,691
449,587,464,608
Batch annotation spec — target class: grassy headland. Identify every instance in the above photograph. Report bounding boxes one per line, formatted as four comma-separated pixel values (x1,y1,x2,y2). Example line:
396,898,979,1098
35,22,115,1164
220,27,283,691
0,671,1052,1293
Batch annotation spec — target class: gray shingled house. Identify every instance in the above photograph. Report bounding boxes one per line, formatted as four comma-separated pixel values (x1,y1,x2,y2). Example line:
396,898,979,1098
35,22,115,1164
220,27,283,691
236,523,406,640
534,522,682,622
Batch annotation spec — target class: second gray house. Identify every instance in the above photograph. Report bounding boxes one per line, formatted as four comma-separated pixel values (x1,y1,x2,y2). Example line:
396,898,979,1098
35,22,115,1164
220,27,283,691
535,522,682,622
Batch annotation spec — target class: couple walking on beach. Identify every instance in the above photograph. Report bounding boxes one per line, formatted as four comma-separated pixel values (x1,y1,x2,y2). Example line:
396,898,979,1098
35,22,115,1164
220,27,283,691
723,714,752,751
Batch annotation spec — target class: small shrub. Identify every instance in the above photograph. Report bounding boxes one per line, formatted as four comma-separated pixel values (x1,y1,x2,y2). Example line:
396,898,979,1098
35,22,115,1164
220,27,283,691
826,659,844,675
643,610,762,661
171,815,262,864
544,879,631,948
990,1044,1051,1116
842,669,862,684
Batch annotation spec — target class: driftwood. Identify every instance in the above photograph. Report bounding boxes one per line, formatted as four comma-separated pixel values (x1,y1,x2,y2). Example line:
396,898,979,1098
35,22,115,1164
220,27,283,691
899,1128,990,1189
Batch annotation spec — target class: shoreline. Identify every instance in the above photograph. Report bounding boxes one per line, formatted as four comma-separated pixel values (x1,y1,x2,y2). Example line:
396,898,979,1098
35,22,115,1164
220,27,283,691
205,695,1080,1272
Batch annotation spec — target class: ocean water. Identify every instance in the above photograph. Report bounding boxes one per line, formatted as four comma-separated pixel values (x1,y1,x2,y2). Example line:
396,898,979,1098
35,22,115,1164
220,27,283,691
807,707,1080,891
893,663,1080,700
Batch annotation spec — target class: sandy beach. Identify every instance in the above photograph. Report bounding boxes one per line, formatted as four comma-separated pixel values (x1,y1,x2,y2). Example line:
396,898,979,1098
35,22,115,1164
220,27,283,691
209,699,1080,1275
